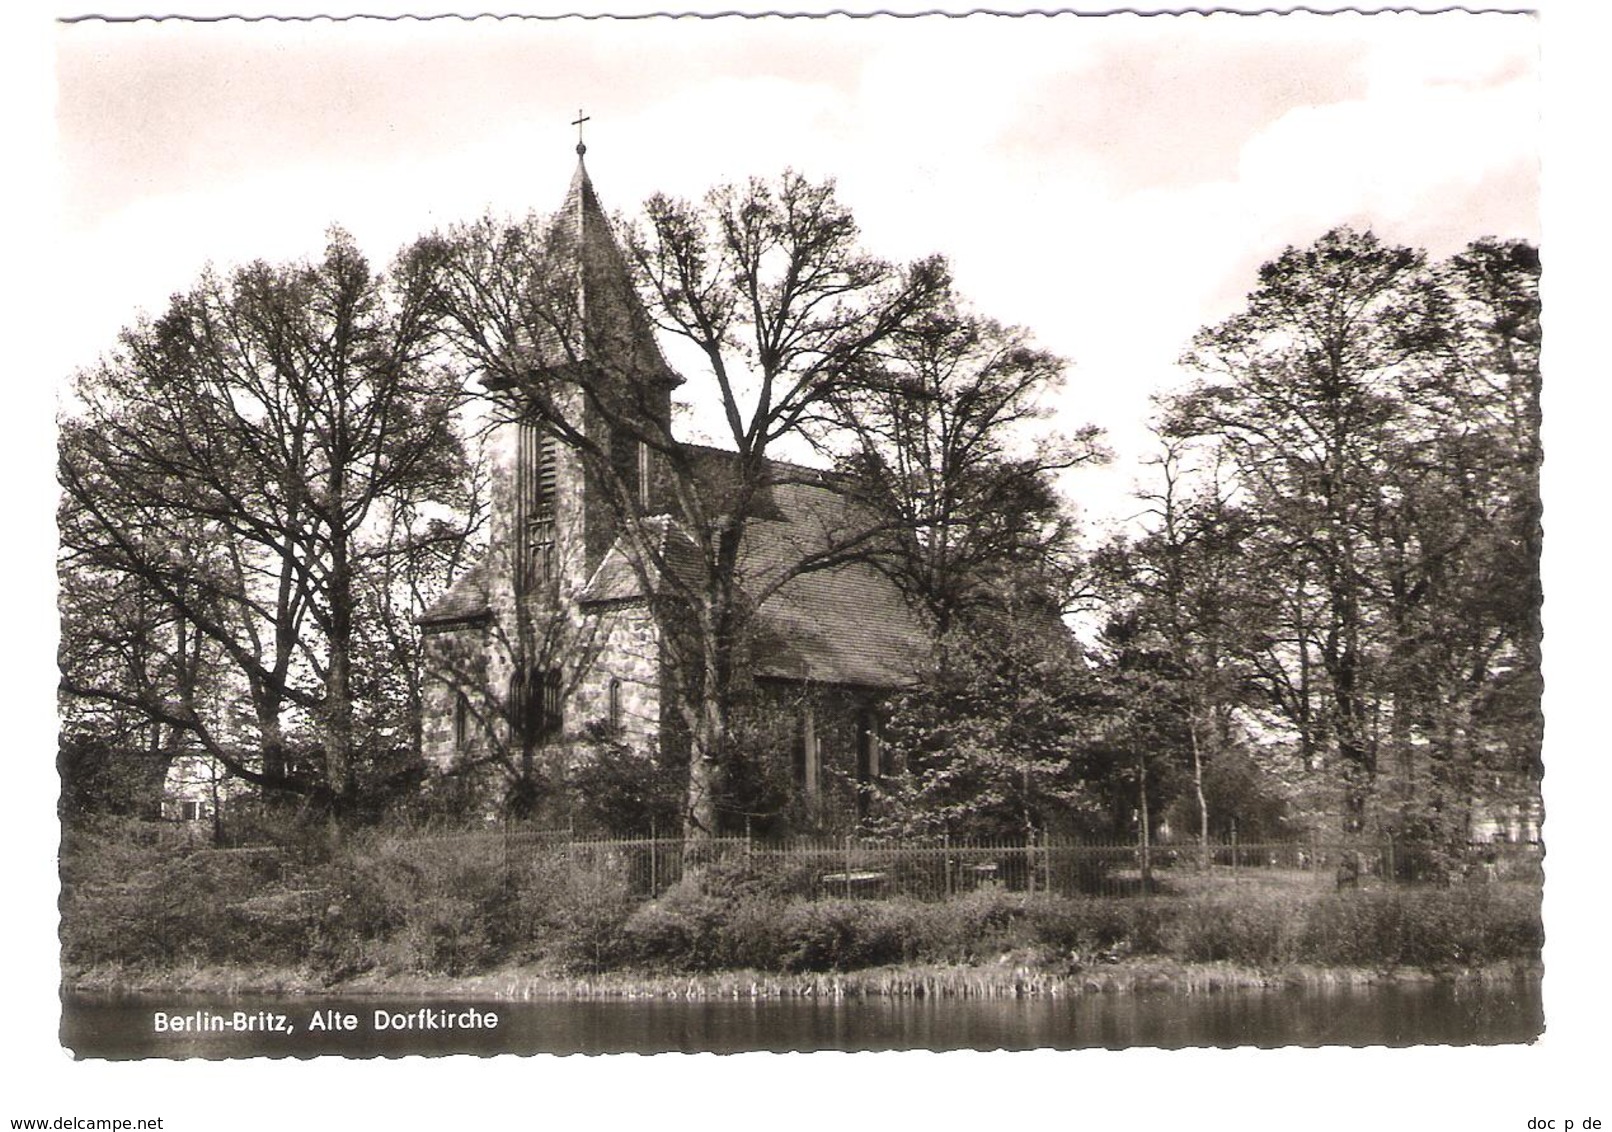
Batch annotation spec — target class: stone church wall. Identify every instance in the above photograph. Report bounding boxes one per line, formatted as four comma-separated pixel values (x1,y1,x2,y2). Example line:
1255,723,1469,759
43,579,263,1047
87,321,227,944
568,601,663,750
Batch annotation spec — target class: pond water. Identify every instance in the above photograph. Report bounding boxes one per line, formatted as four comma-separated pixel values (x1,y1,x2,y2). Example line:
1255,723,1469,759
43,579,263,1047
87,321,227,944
62,978,1542,1058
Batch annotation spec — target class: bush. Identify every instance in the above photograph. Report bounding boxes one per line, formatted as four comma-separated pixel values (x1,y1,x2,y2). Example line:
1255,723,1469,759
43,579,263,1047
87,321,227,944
61,823,308,970
60,818,1543,981
1025,897,1167,959
1298,886,1542,969
334,834,637,975
1169,894,1293,967
696,852,821,903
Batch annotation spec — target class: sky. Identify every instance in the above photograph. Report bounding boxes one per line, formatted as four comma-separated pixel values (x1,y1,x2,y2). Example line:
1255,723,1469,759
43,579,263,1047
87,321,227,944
51,12,1541,537
11,6,1612,1128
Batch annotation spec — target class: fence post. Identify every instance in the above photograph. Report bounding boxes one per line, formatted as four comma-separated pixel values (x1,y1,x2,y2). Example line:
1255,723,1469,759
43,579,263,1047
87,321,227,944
650,817,658,896
1043,830,1053,897
1231,825,1239,885
944,833,953,898
845,834,854,900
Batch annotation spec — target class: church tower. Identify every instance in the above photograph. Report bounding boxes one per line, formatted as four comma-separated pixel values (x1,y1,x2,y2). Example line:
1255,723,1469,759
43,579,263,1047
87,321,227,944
418,141,681,790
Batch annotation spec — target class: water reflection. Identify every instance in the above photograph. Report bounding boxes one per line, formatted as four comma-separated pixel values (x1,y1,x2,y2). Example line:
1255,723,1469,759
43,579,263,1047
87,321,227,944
62,979,1542,1059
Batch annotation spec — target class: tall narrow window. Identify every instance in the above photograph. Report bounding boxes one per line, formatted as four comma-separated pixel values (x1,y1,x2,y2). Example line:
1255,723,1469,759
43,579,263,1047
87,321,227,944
526,516,556,591
608,677,624,734
453,690,472,754
857,709,883,783
855,708,882,819
541,668,564,742
508,670,532,750
610,427,649,511
637,440,651,510
796,705,821,803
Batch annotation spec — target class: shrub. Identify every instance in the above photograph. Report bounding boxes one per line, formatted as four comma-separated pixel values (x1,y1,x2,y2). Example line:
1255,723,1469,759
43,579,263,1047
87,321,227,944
61,827,310,970
60,818,1543,981
775,901,877,971
535,862,636,973
1296,886,1543,969
1026,897,1168,959
1169,894,1294,967
695,852,820,903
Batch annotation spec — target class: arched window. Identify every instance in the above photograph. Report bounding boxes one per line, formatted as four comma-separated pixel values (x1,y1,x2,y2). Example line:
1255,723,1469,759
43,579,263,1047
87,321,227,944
453,690,472,754
541,668,564,741
508,666,564,748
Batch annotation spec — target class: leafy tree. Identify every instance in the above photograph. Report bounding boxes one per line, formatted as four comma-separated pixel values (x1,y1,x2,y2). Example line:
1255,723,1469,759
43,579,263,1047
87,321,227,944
1377,238,1542,842
801,294,1113,843
59,234,470,812
821,302,1104,637
1164,228,1446,826
869,576,1104,840
1160,228,1540,839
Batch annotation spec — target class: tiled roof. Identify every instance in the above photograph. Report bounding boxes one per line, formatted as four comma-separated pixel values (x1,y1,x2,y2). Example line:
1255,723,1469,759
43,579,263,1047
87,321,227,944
417,559,493,627
740,477,932,688
580,453,933,689
578,516,687,605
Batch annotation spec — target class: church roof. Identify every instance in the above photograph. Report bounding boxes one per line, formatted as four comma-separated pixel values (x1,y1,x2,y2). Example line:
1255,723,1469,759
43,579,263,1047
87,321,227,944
417,559,493,628
495,155,681,395
579,454,933,690
741,479,933,689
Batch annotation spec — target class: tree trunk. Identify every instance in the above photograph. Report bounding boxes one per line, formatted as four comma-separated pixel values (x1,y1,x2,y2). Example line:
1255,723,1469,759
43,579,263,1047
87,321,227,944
683,643,725,841
1188,709,1209,870
1138,754,1153,894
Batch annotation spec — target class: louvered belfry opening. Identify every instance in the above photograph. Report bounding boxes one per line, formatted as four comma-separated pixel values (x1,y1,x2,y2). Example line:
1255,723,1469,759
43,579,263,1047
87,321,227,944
516,417,559,599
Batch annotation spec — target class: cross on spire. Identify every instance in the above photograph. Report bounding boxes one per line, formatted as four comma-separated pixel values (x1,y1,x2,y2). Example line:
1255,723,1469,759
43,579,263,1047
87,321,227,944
571,109,591,157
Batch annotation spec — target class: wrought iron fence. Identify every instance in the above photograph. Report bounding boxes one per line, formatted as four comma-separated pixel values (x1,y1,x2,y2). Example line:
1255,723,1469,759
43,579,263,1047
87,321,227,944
471,831,1542,902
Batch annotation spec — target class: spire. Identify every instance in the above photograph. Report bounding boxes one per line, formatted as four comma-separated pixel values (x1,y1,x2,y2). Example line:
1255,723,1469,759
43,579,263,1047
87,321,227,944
541,128,682,391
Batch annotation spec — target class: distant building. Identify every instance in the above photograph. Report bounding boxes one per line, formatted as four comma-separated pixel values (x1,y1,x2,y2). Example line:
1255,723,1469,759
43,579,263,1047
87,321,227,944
416,151,931,832
160,753,246,827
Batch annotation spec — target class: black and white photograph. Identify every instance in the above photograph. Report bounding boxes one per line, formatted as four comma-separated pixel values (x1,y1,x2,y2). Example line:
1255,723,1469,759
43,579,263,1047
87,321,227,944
7,1,1607,1127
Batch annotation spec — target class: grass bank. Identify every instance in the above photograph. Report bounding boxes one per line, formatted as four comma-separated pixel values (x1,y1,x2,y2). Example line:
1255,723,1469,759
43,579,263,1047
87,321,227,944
66,956,1542,1002
60,819,1543,993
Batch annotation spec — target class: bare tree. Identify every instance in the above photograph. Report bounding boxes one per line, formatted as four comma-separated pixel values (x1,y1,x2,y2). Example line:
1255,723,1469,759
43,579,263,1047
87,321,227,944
1093,439,1254,864
59,233,469,810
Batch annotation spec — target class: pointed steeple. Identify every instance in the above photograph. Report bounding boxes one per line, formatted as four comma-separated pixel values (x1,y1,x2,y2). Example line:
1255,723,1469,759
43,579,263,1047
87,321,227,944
543,148,682,392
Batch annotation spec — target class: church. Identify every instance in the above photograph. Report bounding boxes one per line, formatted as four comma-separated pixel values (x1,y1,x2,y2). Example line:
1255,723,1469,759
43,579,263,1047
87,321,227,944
416,147,933,834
